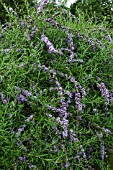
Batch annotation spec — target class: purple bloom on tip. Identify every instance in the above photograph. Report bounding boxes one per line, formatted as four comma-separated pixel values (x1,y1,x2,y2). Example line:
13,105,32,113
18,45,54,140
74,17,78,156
56,117,61,124
65,160,70,168
36,0,49,17
4,49,11,54
81,88,86,98
42,65,48,72
17,94,27,102
70,129,79,142
66,91,72,98
48,114,52,118
28,163,37,169
46,19,59,27
18,128,24,132
19,156,25,162
22,90,32,97
75,92,83,112
101,141,105,161
9,7,13,12
48,46,58,53
70,77,76,83
41,35,48,43
3,99,7,105
25,115,33,122
69,51,74,60
62,130,68,138
98,82,109,103
41,34,58,54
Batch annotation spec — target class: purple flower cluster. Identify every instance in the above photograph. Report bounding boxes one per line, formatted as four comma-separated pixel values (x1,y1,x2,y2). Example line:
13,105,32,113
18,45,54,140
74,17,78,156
19,19,25,30
101,141,105,162
28,25,38,41
75,92,83,112
46,18,59,27
25,115,33,122
97,82,109,113
0,92,7,105
22,90,32,97
4,48,11,54
18,156,37,169
66,31,75,60
16,124,26,137
41,34,60,54
9,7,18,17
70,129,78,142
15,86,32,102
17,94,27,102
36,0,49,17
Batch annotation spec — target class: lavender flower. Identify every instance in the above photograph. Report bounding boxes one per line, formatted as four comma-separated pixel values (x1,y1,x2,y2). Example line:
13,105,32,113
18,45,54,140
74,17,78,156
65,158,70,168
46,18,59,27
66,31,75,51
98,82,110,114
36,0,49,16
75,92,83,112
28,163,37,169
67,59,84,63
101,141,105,161
70,129,79,142
69,51,75,61
9,7,13,12
4,49,11,54
25,115,33,122
98,82,109,101
79,145,87,163
19,156,25,162
61,117,68,138
17,94,27,102
51,12,60,19
16,124,26,137
0,92,7,105
2,98,7,105
41,34,58,53
9,7,18,16
22,90,32,97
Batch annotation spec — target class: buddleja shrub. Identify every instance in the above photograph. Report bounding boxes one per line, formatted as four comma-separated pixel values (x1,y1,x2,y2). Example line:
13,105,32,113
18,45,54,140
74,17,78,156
0,0,113,169
70,0,113,28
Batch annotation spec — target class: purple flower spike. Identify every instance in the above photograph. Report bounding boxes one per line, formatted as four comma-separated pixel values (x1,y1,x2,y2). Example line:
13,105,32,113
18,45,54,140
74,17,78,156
41,34,59,54
25,115,33,122
22,90,32,97
98,82,109,101
4,49,11,54
101,141,105,161
36,0,49,16
74,92,83,112
17,94,27,102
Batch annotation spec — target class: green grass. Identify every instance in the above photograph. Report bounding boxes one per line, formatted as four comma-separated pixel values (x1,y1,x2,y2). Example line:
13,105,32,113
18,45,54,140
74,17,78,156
0,1,113,169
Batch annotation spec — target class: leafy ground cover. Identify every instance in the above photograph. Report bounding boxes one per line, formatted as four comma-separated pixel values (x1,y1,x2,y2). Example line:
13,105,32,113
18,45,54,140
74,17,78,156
0,0,113,169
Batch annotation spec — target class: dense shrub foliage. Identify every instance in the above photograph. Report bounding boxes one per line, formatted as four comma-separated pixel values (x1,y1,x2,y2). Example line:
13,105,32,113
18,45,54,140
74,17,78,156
0,0,35,24
0,0,113,169
70,0,113,28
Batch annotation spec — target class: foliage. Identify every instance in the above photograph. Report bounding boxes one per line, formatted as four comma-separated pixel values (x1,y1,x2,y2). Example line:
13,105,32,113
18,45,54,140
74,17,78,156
70,0,113,28
0,0,113,169
0,0,35,24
